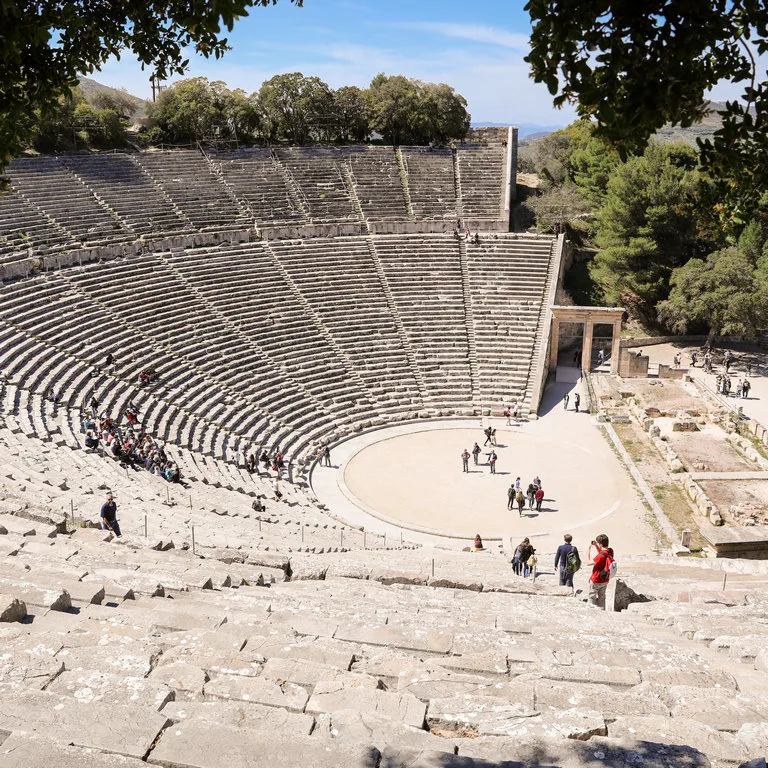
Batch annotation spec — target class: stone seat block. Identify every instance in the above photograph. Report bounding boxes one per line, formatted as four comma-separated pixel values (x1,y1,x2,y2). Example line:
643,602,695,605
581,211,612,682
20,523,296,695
306,681,426,729
244,633,355,670
47,668,174,710
0,688,170,760
0,581,71,612
160,699,314,735
334,622,453,655
147,721,378,768
261,657,379,689
0,732,149,768
204,674,309,712
0,595,27,623
608,714,750,764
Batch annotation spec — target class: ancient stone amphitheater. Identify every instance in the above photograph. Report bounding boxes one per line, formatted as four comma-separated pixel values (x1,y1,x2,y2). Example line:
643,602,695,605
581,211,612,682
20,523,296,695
0,138,767,767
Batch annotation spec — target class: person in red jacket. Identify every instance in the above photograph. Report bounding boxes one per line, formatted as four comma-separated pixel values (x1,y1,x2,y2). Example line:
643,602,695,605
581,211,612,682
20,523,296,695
587,534,614,610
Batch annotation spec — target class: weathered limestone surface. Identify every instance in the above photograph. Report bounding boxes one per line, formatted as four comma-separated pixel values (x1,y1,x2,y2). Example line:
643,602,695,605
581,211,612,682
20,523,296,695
0,689,170,758
0,732,149,767
48,669,174,710
204,674,310,712
160,700,314,735
307,683,427,729
0,596,26,623
148,723,380,768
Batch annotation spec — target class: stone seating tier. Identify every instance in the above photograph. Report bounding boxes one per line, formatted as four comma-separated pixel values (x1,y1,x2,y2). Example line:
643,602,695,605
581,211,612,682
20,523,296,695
0,233,556,461
2,145,510,264
0,509,766,767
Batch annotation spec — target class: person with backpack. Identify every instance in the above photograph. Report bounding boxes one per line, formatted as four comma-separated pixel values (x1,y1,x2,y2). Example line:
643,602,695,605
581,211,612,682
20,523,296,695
472,442,481,466
512,537,534,576
587,534,615,609
516,487,525,516
507,483,516,511
554,534,580,589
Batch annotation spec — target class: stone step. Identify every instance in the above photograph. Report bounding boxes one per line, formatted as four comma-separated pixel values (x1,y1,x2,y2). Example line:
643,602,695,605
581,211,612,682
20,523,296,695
0,688,170,760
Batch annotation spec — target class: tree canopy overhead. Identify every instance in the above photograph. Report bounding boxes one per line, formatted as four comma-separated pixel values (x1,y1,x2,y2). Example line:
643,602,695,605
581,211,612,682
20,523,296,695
525,0,768,223
0,0,301,169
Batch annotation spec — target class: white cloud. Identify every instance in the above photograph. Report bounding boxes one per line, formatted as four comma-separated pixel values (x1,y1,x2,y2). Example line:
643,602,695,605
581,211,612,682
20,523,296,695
395,22,529,50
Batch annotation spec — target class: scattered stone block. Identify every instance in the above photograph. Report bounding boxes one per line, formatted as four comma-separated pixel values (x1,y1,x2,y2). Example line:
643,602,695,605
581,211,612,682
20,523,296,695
0,595,26,623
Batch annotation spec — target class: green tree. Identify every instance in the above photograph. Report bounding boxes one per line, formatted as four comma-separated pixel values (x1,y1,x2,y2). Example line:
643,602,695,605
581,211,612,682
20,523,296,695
257,73,334,143
658,249,766,338
366,74,425,145
146,77,246,143
0,0,299,169
419,82,470,144
525,0,768,226
333,86,370,142
90,89,139,121
589,143,703,319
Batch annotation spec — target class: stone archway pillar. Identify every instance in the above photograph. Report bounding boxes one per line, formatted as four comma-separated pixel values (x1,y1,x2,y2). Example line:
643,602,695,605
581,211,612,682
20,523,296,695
550,315,560,370
582,320,594,372
611,318,622,374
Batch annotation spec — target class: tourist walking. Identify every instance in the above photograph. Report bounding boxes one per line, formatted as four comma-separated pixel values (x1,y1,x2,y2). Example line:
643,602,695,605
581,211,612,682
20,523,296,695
554,534,580,589
461,449,470,473
99,493,121,537
512,537,534,576
535,486,544,512
587,534,615,610
743,379,751,399
504,406,512,426
483,426,493,446
516,487,525,516
490,428,497,446
526,483,536,510
507,483,515,511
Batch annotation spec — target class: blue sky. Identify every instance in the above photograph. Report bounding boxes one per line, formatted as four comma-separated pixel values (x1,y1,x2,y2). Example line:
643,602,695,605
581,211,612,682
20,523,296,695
94,0,577,128
93,0,760,128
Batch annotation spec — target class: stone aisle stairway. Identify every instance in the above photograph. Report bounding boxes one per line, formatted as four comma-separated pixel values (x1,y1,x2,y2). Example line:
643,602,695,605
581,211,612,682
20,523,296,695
394,147,415,221
522,237,560,414
269,149,310,221
364,237,430,406
458,236,480,405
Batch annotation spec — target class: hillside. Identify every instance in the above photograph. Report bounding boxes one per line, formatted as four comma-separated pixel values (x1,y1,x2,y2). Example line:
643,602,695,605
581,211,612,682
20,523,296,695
78,76,148,121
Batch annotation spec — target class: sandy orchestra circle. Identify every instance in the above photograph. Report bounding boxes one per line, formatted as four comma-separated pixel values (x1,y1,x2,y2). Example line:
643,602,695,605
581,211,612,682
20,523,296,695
342,426,627,539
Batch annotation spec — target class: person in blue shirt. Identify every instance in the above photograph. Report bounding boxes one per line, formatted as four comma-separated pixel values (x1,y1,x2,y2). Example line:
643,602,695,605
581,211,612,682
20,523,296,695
554,534,579,589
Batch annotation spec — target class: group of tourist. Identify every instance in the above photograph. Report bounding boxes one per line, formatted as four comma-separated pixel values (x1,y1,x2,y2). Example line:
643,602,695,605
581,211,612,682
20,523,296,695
461,411,527,475
715,375,751,399
242,448,286,477
504,532,615,609
81,408,182,484
507,475,544,516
